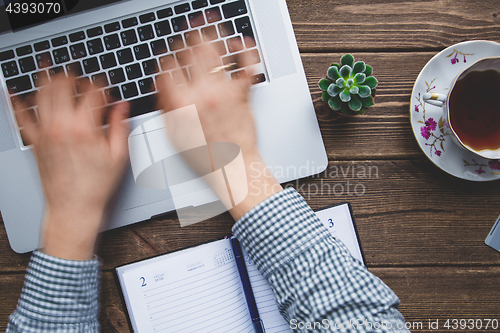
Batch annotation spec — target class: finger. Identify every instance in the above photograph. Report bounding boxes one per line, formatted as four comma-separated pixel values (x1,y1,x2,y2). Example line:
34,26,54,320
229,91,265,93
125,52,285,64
107,102,130,164
233,47,254,94
157,72,189,112
16,107,39,146
51,75,76,117
193,43,223,75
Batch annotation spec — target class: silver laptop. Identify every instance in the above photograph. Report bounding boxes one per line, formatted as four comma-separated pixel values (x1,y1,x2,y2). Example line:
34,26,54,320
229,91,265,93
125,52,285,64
0,0,327,253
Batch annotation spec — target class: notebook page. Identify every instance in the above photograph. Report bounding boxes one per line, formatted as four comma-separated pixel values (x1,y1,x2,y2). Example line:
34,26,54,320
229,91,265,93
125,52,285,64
116,239,253,333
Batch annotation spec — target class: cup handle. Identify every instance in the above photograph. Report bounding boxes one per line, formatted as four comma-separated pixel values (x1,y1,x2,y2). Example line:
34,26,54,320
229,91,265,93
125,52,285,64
423,93,447,107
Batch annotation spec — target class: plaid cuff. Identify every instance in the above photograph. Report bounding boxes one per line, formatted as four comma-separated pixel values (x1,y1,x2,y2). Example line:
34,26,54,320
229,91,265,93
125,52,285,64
7,251,100,332
232,187,334,278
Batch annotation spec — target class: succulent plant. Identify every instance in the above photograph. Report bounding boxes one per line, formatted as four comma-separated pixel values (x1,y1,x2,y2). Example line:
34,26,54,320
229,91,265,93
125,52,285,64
319,54,378,115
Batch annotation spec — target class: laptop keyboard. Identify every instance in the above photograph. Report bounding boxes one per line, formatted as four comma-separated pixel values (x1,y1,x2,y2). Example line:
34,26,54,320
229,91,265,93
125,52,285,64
0,0,268,147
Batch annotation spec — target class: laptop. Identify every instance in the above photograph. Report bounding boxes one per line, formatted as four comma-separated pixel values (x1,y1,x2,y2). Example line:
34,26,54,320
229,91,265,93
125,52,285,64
0,0,327,253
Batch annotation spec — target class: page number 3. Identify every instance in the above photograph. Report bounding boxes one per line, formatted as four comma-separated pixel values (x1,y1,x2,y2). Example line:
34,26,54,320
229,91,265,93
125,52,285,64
328,219,334,228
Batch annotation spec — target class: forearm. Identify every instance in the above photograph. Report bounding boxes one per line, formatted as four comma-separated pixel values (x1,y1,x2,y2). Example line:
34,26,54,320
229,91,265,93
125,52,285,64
232,188,408,332
7,251,101,332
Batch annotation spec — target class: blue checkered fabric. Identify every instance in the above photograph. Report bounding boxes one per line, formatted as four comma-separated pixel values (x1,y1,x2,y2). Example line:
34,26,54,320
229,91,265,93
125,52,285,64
7,251,100,332
232,188,408,332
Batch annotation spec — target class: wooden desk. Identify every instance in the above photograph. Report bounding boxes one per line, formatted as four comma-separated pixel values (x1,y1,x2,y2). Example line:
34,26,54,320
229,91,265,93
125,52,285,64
1,0,500,331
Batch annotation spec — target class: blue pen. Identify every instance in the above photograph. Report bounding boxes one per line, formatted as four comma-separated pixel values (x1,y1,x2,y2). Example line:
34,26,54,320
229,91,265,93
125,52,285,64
231,238,266,333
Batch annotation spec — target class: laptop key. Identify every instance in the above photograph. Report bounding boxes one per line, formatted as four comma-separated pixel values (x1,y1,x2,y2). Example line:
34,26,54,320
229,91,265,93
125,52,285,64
231,69,245,80
205,7,222,23
92,72,109,88
121,29,138,46
99,53,117,69
11,91,37,111
138,25,155,42
235,16,256,47
192,0,209,9
227,36,243,53
117,48,134,65
157,8,173,19
36,52,53,69
251,73,266,85
210,0,225,4
159,54,176,71
2,61,19,77
32,70,48,87
155,20,172,37
34,41,50,52
87,39,104,55
87,26,103,38
75,77,90,94
142,59,159,75
1,49,15,61
6,75,32,94
52,36,68,47
188,11,205,28
218,21,235,37
69,31,86,42
52,47,70,64
140,12,156,24
151,39,168,56
83,57,100,74
176,49,193,66
167,35,185,51
18,56,37,73
174,3,190,14
104,86,121,104
125,63,142,80
139,77,155,94
66,62,84,77
128,93,158,117
104,22,121,33
201,25,218,41
104,34,121,50
172,16,189,32
185,30,201,46
122,82,139,99
211,40,227,55
16,45,32,57
133,44,151,60
222,0,247,19
70,43,87,60
48,66,64,77
109,68,126,84
122,17,138,28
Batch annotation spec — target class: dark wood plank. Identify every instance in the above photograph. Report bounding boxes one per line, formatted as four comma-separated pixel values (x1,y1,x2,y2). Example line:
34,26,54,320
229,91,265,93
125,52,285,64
4,267,499,333
287,0,500,52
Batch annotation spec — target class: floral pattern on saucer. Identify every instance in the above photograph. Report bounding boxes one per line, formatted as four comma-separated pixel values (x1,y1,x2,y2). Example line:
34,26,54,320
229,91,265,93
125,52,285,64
410,40,500,181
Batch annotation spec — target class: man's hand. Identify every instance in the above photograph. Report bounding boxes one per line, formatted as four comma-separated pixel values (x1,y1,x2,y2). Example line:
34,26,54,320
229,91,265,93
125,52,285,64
157,44,283,220
18,76,130,260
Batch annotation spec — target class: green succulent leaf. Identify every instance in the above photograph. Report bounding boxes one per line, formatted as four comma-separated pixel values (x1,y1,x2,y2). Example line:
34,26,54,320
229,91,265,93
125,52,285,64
339,88,351,102
349,86,359,95
339,65,352,80
364,65,373,77
361,96,375,108
341,54,354,67
348,95,362,112
358,107,367,115
352,61,366,75
330,62,340,69
327,66,340,81
357,85,372,98
364,76,378,89
340,104,351,115
322,91,330,103
328,96,342,111
336,78,346,88
319,78,331,91
353,73,366,84
327,83,342,97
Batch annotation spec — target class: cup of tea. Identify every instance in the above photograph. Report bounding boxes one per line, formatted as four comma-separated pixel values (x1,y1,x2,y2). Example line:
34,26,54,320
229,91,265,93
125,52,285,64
423,56,500,159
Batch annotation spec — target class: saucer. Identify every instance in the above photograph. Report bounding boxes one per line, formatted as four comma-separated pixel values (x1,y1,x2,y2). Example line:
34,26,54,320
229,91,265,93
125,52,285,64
410,40,500,181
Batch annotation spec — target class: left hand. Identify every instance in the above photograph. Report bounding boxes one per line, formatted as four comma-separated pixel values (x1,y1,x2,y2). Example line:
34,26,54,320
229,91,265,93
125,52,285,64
18,76,130,260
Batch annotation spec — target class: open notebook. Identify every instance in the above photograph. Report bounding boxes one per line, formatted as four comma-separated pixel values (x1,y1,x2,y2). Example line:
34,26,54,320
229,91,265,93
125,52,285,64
116,202,364,332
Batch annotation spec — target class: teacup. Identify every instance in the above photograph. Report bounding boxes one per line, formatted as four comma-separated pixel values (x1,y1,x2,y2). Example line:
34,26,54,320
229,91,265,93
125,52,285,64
423,56,500,159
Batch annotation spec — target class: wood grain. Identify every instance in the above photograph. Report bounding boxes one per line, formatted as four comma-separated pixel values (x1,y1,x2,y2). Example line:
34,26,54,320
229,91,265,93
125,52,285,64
286,0,500,52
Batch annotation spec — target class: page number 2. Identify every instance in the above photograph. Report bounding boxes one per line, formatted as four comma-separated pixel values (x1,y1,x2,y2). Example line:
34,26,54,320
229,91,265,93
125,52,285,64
140,277,147,287
328,219,334,228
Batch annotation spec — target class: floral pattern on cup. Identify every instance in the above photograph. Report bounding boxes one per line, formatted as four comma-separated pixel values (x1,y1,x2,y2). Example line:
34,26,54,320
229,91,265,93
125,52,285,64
464,159,500,175
414,79,449,157
446,49,474,65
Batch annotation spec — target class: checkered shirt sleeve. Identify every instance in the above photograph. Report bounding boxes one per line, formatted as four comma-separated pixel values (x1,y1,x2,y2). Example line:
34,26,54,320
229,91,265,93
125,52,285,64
232,188,409,332
6,250,100,332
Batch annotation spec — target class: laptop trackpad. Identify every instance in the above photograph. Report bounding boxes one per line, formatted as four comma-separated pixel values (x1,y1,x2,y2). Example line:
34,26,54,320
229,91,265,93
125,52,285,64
118,165,172,210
